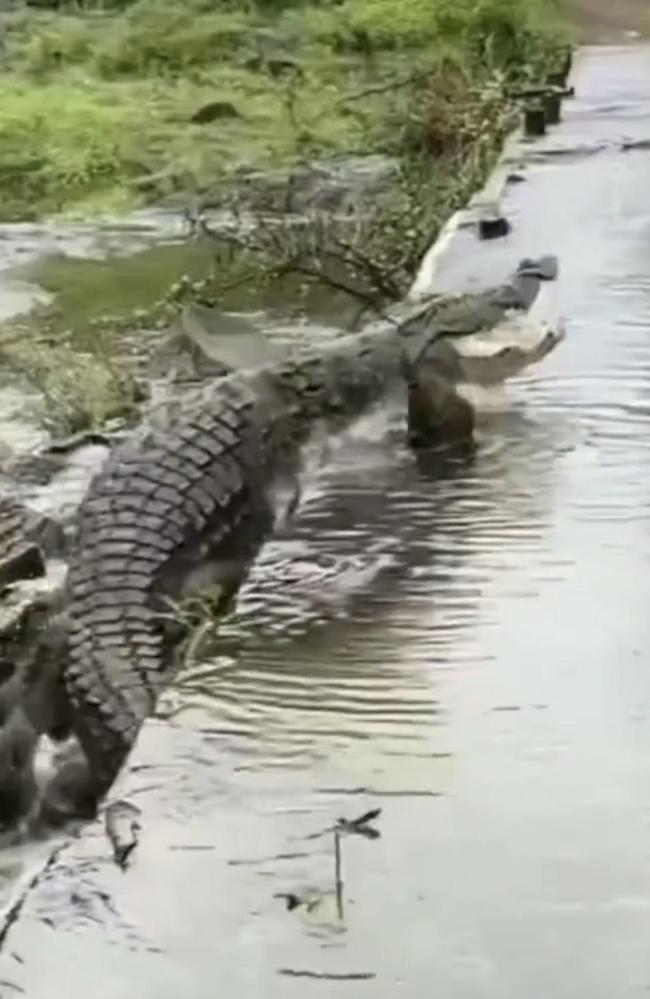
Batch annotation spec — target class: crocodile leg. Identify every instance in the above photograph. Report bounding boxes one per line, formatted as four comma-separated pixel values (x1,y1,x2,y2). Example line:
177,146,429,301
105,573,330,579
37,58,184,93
407,373,475,449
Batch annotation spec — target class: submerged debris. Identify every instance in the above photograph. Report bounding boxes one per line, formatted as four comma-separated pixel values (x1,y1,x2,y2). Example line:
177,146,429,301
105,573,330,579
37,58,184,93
104,799,142,871
274,892,310,913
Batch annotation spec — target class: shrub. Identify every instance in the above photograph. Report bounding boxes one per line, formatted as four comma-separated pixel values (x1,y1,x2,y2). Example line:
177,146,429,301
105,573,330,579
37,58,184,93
0,83,140,217
91,2,254,77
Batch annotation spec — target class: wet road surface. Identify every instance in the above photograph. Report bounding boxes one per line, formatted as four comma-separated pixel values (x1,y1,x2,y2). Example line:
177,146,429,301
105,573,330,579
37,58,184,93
3,42,650,999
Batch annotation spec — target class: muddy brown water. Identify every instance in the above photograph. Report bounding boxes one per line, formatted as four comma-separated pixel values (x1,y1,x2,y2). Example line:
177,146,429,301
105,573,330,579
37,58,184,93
2,42,650,999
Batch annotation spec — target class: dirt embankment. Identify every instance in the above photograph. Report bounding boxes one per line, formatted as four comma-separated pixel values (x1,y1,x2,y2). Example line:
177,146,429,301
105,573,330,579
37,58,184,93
569,0,649,40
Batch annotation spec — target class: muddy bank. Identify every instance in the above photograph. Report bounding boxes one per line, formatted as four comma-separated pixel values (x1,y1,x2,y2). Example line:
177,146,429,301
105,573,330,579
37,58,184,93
1,41,649,998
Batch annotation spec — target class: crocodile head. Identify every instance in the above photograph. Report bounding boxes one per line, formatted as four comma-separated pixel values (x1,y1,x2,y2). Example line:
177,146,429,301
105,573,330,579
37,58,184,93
401,253,565,445
402,251,564,383
446,292,565,385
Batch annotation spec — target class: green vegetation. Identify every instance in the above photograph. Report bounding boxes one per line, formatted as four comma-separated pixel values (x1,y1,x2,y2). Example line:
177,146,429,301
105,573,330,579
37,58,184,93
0,0,569,433
0,332,141,433
0,0,569,221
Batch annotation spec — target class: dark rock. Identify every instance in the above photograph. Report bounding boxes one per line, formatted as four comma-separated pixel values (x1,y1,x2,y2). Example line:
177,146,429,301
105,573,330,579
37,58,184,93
478,216,510,240
190,101,243,125
523,105,546,138
543,93,562,125
242,53,304,79
266,57,303,79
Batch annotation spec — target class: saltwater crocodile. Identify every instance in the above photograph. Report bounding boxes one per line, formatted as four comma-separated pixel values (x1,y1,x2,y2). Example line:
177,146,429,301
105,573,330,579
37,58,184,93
0,253,564,829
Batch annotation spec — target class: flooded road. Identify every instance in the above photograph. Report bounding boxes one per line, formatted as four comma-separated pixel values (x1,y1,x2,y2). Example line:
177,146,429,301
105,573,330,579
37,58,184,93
3,42,650,998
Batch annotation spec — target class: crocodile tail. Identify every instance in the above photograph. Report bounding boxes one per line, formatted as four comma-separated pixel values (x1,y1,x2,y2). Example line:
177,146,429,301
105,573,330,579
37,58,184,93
65,605,165,792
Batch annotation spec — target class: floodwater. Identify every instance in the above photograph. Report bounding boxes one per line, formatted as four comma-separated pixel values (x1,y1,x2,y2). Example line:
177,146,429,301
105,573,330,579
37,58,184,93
3,42,650,999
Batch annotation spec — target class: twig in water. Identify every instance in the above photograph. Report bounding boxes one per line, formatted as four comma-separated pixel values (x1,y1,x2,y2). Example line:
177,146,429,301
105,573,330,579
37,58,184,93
304,806,383,841
336,808,382,839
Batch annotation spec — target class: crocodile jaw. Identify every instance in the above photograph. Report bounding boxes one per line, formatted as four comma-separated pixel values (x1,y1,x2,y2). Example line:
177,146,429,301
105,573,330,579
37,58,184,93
445,277,566,386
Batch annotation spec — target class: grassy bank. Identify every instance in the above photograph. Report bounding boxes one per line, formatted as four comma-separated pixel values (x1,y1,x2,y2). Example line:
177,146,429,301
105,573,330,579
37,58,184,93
0,0,569,435
0,0,569,221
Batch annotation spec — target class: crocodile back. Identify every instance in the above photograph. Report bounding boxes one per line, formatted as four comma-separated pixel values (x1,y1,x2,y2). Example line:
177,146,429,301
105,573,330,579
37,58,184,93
64,377,277,787
63,328,411,793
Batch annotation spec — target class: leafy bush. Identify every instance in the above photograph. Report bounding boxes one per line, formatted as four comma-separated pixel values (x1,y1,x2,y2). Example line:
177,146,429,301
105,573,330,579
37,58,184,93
0,83,142,218
313,0,567,67
10,16,93,73
91,2,253,77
